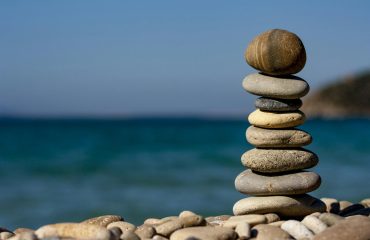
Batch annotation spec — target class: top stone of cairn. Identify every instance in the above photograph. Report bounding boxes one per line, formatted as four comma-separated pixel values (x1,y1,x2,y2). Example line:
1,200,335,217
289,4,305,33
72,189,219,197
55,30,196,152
245,29,306,75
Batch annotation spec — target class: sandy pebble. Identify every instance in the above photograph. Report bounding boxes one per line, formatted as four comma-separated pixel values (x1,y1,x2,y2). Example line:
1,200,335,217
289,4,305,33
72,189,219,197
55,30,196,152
281,220,314,239
8,232,37,240
155,219,183,237
153,235,169,240
205,215,231,226
339,201,353,211
310,212,321,217
107,221,136,233
121,230,140,240
251,224,291,240
135,225,156,239
179,214,205,227
109,227,122,240
360,198,370,208
248,109,306,129
268,220,285,227
178,210,196,218
143,218,162,225
235,222,250,240
221,214,267,228
263,213,280,224
13,229,34,235
301,215,327,234
318,213,344,226
170,226,236,240
0,232,14,240
81,215,123,227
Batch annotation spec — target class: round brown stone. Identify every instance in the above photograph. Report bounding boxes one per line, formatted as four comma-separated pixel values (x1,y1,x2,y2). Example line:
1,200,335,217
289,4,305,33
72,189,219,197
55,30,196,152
245,29,306,75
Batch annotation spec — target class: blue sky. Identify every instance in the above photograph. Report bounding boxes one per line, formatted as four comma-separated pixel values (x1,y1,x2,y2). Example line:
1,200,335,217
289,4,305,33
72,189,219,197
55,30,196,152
0,1,369,116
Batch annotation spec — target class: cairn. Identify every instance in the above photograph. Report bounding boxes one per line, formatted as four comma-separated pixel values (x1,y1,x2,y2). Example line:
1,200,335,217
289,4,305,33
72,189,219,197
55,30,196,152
233,29,326,218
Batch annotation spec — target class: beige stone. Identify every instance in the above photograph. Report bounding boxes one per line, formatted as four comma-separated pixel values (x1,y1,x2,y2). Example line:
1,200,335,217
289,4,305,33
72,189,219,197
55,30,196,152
281,220,314,239
360,198,370,208
107,221,136,233
268,220,285,227
233,195,326,217
7,232,37,240
0,232,14,240
264,213,280,224
248,109,305,128
153,235,169,240
339,200,353,211
170,226,236,240
13,229,33,235
301,215,327,234
320,198,339,214
81,215,123,227
155,219,183,237
221,214,267,228
179,214,205,227
121,230,140,240
235,222,250,240
251,224,291,240
318,213,344,226
135,225,155,239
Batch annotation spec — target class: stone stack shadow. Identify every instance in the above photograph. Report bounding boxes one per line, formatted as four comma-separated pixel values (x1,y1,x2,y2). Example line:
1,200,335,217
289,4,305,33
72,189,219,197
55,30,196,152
233,29,326,218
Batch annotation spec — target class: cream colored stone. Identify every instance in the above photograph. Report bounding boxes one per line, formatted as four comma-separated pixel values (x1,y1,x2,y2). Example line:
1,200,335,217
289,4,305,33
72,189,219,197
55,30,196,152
360,198,370,207
235,222,250,240
248,109,305,128
301,215,327,234
318,213,344,226
107,221,136,233
221,214,267,228
251,224,291,240
0,232,14,240
264,213,280,224
135,225,155,239
121,230,140,240
81,215,123,227
268,220,285,227
320,197,339,213
170,226,236,240
155,219,183,237
281,220,314,239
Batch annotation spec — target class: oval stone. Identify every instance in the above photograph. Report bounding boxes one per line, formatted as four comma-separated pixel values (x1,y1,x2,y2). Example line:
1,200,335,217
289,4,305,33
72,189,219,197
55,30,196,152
251,224,291,240
233,194,326,217
81,215,123,227
241,148,319,173
245,29,306,75
235,169,321,195
246,126,312,148
243,73,309,99
248,109,305,129
170,226,237,240
255,97,302,112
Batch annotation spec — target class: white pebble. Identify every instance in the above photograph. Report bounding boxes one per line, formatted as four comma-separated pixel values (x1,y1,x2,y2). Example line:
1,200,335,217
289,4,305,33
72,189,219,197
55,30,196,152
281,220,314,239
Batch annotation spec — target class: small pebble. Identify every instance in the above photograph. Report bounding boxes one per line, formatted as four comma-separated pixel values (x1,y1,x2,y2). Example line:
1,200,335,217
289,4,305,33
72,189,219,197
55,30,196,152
301,215,327,234
134,225,155,239
179,214,205,227
281,220,314,239
339,201,353,211
268,220,285,227
170,226,236,240
143,218,161,225
318,213,344,226
264,213,280,224
13,229,34,235
0,232,14,240
251,224,291,240
81,215,123,227
121,230,140,240
235,222,250,240
107,221,136,233
320,198,339,213
338,203,364,216
221,214,267,228
155,219,183,237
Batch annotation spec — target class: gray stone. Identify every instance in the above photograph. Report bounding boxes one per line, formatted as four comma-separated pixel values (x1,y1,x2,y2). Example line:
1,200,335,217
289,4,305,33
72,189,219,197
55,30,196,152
235,169,321,195
170,226,236,240
241,148,319,173
246,126,312,148
242,73,309,99
313,215,370,240
233,194,326,217
251,224,291,240
255,97,302,112
281,220,314,239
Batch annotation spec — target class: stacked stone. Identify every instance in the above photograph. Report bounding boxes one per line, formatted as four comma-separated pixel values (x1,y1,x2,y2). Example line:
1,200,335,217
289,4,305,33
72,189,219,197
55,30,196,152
233,29,326,218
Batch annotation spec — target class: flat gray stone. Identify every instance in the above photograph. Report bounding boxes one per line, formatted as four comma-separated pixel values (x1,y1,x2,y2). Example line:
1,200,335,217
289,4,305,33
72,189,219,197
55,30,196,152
233,194,326,217
255,97,302,112
242,73,309,99
241,148,319,173
235,169,321,195
246,126,312,148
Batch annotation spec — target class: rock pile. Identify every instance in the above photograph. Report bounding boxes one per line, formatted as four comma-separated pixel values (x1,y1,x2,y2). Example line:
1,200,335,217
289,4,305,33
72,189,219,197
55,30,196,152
233,29,326,217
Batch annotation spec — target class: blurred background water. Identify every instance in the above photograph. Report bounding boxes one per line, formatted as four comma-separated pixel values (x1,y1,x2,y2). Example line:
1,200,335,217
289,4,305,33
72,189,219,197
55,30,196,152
0,118,369,229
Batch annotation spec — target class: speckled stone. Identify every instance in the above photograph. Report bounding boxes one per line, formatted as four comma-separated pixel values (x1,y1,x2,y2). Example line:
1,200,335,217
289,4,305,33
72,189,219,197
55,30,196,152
233,194,326,217
245,29,306,75
81,215,123,227
235,169,321,195
246,126,312,148
241,148,319,173
248,109,306,129
243,73,309,99
255,97,302,112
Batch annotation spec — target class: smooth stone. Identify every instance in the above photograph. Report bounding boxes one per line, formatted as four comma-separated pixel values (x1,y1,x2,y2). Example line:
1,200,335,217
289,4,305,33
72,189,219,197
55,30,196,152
153,235,169,240
8,232,37,240
35,223,111,240
109,227,122,240
246,126,312,148
205,215,231,226
251,224,291,240
245,29,306,75
170,226,236,240
235,222,250,240
268,221,285,227
344,207,370,216
248,109,306,129
301,216,327,234
320,198,339,214
134,225,155,239
121,231,140,240
233,194,326,217
154,219,183,237
264,213,280,224
235,169,321,195
144,218,162,225
107,221,136,233
360,198,370,208
0,232,14,240
221,215,267,228
81,215,123,227
318,213,344,226
13,229,33,235
241,148,319,173
313,215,370,240
179,214,205,227
310,212,321,217
339,201,353,211
255,97,303,112
281,220,314,239
339,204,364,216
243,73,309,99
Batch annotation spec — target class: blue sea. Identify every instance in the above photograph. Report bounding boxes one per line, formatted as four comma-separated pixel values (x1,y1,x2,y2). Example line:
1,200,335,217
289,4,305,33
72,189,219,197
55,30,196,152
0,118,369,230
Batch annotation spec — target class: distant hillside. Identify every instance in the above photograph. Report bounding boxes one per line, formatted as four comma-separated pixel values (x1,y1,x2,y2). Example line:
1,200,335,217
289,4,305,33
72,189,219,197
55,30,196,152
302,71,370,118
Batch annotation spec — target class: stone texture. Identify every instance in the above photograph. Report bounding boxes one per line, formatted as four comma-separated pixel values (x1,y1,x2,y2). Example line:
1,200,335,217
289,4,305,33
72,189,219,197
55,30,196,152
281,220,314,239
339,201,353,211
170,226,236,240
268,221,285,227
205,215,231,226
235,169,321,195
264,213,280,224
178,214,205,227
0,232,14,240
318,213,344,226
233,194,326,217
107,221,136,233
255,97,303,112
246,126,312,148
248,109,306,129
235,222,250,240
243,73,309,99
135,225,156,239
35,223,111,240
154,219,183,237
121,231,140,240
320,198,339,214
251,224,291,240
313,215,370,240
221,215,267,228
241,148,319,173
245,29,306,75
81,215,123,227
301,215,327,234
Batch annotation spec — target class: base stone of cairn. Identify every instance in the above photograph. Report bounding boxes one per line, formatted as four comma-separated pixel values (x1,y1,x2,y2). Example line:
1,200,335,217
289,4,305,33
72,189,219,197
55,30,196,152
233,29,326,218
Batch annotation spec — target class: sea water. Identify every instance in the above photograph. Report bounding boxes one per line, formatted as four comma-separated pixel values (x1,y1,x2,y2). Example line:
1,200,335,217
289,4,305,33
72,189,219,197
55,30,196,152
0,118,369,229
